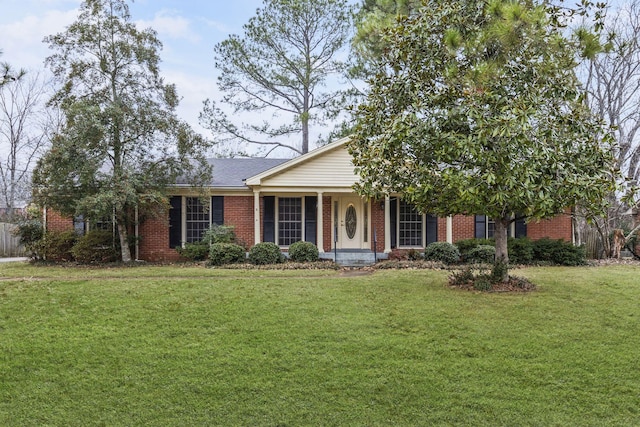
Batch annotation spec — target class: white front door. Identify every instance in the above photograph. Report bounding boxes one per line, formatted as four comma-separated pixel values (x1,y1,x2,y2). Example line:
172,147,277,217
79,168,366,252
337,196,365,249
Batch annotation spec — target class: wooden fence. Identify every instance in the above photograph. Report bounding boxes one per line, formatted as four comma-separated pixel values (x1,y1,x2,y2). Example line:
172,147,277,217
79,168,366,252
0,222,26,257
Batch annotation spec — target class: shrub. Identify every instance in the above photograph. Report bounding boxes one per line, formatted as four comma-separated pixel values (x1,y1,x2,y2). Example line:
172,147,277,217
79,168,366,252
203,224,237,244
455,238,482,255
288,241,319,262
456,238,494,261
209,243,246,266
466,245,495,264
72,230,119,263
13,218,44,259
450,268,475,286
508,238,534,264
177,242,210,261
424,242,460,264
473,275,493,291
249,242,284,265
532,238,586,266
37,230,77,262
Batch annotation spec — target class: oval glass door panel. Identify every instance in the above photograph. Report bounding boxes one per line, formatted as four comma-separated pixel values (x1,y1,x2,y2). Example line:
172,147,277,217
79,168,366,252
345,204,357,239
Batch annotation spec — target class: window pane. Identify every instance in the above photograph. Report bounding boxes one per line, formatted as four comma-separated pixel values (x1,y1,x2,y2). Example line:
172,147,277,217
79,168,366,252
278,197,302,246
399,200,422,246
186,197,209,243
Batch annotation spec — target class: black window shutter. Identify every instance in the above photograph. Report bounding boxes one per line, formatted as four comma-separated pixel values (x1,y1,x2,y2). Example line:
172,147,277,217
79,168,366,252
426,214,438,245
515,217,527,238
263,196,275,243
390,198,397,249
212,196,224,225
169,196,182,248
475,215,486,239
304,196,317,245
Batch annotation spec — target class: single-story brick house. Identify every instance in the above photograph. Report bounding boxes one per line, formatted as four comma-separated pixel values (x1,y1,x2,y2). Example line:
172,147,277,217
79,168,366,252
44,137,573,263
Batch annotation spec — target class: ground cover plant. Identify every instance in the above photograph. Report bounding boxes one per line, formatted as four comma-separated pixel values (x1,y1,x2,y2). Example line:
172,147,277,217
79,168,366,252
1,263,639,425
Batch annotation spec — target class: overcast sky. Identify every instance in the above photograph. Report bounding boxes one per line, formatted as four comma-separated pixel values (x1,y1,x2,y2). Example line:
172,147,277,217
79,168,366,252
0,0,283,137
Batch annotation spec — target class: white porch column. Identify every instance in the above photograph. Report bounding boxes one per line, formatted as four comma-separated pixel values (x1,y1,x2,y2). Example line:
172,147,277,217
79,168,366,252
446,215,453,244
384,196,391,253
317,192,324,252
254,190,261,245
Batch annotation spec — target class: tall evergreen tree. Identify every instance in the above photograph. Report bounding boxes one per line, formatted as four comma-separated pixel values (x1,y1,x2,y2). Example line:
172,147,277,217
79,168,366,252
34,0,211,262
201,0,353,156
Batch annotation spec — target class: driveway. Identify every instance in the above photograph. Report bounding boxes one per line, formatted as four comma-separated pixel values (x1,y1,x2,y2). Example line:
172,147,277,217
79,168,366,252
0,257,29,263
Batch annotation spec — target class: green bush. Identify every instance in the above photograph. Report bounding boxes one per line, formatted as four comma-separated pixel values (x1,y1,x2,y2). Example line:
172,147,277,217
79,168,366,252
209,243,246,266
37,230,77,262
473,275,493,291
508,237,534,264
13,219,44,259
456,238,494,261
203,224,237,244
72,230,119,263
177,242,210,261
532,238,586,266
424,242,460,264
249,242,284,265
288,241,319,262
466,245,495,264
450,268,475,286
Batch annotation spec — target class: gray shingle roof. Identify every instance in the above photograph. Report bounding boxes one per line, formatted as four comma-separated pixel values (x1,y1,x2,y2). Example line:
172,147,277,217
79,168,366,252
193,158,290,188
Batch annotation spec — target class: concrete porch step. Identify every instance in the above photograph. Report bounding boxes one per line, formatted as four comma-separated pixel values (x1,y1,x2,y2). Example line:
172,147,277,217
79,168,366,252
320,250,387,266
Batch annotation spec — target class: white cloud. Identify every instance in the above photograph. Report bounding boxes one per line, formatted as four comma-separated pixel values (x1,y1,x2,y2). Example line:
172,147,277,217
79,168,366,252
200,18,232,35
136,11,200,43
0,9,78,70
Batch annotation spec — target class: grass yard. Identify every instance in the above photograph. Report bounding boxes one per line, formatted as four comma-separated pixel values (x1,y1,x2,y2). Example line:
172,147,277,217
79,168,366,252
1,262,639,426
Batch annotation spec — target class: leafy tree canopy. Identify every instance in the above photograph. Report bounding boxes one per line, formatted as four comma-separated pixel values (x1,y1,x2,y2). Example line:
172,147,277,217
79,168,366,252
33,0,211,262
349,0,618,279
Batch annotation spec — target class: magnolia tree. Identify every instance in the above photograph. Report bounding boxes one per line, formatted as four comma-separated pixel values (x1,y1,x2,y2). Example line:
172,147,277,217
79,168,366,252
349,0,617,281
33,0,211,262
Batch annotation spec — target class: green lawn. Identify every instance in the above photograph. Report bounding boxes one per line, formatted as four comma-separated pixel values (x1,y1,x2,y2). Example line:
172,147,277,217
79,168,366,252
1,262,639,426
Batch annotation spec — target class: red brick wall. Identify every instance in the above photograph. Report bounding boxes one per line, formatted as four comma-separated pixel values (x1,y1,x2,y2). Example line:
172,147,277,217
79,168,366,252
437,217,447,242
322,196,332,251
527,215,572,241
45,210,74,232
138,214,181,262
370,198,386,251
452,215,476,242
226,196,254,249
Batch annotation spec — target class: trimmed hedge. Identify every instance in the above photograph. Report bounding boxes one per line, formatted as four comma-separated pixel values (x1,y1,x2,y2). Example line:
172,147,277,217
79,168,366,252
424,242,460,264
209,243,246,266
177,242,210,261
466,245,495,264
532,238,586,266
288,241,319,262
249,242,284,265
508,237,534,264
455,237,585,266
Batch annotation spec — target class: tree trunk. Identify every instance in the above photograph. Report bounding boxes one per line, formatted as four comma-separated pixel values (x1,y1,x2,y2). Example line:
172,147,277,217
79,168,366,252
493,216,510,283
117,222,132,262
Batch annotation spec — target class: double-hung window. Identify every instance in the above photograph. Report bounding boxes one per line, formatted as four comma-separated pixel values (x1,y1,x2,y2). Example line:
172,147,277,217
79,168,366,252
399,200,423,247
475,214,526,239
393,199,438,248
278,197,302,246
169,196,225,248
186,197,209,243
263,196,316,246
